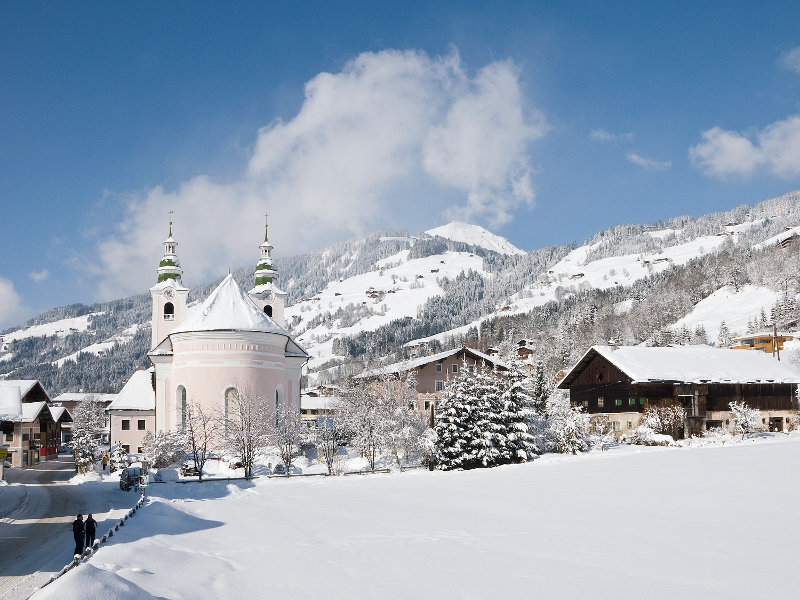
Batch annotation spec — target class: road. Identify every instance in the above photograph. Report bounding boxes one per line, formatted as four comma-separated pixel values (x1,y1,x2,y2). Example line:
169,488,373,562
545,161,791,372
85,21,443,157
0,456,134,599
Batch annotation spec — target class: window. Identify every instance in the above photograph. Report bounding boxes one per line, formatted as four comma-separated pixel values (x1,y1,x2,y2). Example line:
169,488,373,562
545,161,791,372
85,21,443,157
435,364,442,372
424,400,432,411
275,389,280,426
121,420,130,431
435,380,444,392
597,397,604,408
137,420,146,430
407,401,415,410
628,398,636,406
164,302,175,321
627,421,633,429
224,387,239,421
122,445,130,453
178,385,187,429
264,305,273,317
452,364,459,373
582,400,588,407
639,398,645,405
4,432,12,442
615,399,622,407
22,432,29,441
610,422,620,432
468,365,474,373
137,447,143,453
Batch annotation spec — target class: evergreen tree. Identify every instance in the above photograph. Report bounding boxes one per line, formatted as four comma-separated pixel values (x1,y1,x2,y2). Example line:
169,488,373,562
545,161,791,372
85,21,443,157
434,366,480,470
499,363,537,461
717,321,732,347
529,360,550,417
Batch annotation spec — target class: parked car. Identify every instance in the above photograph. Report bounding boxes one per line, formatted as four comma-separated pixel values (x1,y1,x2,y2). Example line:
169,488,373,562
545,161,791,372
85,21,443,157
119,466,142,491
180,463,201,477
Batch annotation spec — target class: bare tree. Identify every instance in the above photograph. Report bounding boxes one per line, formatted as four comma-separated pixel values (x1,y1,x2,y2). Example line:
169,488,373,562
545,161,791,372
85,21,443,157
220,385,271,479
271,400,303,476
315,418,342,475
339,377,396,470
184,400,216,481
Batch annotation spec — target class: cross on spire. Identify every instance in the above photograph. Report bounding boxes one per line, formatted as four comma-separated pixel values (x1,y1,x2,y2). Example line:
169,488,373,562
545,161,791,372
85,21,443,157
264,212,269,242
169,209,174,236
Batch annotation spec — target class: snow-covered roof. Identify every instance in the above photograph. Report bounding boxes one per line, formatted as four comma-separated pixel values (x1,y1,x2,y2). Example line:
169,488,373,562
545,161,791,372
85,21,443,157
425,222,526,256
248,282,287,296
300,393,339,410
0,386,22,421
51,392,117,404
358,347,510,379
173,274,288,335
560,345,800,387
149,278,189,293
753,225,800,251
21,401,48,423
108,370,155,411
0,379,40,399
49,405,72,422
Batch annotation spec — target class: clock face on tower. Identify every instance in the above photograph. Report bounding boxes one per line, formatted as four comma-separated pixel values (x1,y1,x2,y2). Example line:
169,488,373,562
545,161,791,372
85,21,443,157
164,288,175,300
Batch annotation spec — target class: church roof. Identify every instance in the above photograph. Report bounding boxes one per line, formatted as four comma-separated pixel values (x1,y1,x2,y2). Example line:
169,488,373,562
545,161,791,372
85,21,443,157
109,370,155,411
173,274,288,335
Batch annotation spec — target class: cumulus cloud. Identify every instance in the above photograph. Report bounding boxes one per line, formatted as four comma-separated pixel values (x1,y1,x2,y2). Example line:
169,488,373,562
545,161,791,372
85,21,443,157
29,269,49,282
779,45,800,74
626,153,671,171
0,277,28,329
88,49,546,299
590,129,633,142
689,115,800,177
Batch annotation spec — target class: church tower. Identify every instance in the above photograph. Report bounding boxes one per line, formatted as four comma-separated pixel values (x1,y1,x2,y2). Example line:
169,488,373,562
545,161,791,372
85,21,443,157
248,214,287,328
150,218,189,349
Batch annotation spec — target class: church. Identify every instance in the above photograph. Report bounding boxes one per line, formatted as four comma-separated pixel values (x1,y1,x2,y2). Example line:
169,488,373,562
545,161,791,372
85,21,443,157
108,218,308,452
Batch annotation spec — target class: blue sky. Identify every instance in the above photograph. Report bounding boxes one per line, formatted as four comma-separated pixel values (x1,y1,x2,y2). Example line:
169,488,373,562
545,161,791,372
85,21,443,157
2,1,800,327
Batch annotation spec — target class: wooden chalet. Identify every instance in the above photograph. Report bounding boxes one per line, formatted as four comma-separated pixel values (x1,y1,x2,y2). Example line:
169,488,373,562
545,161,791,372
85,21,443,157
559,345,800,437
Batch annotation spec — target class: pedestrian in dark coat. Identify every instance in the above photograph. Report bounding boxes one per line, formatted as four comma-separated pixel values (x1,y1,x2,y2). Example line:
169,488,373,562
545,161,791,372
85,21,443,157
85,514,98,548
72,514,85,556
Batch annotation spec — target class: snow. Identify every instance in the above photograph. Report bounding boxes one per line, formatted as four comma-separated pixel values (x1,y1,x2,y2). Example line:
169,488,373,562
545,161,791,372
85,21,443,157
20,401,47,422
753,224,800,250
108,371,154,411
54,324,142,367
51,392,117,405
0,386,22,421
568,345,800,385
1,314,101,344
670,285,782,340
359,347,509,378
426,221,526,255
33,435,800,600
173,274,287,336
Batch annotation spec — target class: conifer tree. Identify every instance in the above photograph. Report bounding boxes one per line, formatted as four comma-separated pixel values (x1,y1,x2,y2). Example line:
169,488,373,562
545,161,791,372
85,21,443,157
500,363,537,461
434,365,479,470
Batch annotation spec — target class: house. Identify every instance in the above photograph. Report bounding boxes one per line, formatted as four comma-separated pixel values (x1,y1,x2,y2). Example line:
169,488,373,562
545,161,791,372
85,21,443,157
357,347,510,411
117,217,308,442
558,345,800,438
730,331,795,355
754,226,800,251
0,380,64,467
300,384,340,429
51,391,116,445
107,370,156,454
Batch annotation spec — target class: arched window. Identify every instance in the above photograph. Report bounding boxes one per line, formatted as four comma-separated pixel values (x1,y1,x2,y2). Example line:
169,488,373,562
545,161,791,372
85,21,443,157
177,385,187,429
164,302,175,321
264,305,273,317
275,388,280,426
224,387,239,422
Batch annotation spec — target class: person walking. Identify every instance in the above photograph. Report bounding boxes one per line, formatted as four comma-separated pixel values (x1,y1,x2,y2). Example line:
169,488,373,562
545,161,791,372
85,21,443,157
85,514,98,548
72,514,85,556
102,454,108,471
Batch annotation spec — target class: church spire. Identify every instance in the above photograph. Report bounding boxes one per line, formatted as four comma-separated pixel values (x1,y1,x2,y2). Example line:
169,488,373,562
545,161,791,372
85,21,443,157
157,213,183,284
254,213,278,286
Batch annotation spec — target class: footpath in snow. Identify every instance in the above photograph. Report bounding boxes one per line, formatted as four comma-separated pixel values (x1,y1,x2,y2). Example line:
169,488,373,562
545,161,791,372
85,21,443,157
33,434,800,600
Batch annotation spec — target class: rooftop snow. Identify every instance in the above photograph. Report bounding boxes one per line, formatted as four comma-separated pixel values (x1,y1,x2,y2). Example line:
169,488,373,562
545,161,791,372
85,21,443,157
0,386,22,421
561,345,800,387
358,347,510,379
21,401,47,422
0,379,40,399
173,274,287,335
52,392,118,404
425,221,525,255
108,370,155,411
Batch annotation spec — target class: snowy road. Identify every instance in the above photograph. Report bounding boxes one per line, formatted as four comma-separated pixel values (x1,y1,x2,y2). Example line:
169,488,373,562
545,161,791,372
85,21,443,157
0,457,133,600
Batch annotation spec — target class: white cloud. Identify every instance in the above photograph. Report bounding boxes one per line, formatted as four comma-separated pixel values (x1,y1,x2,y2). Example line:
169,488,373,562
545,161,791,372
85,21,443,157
0,277,28,329
689,115,800,177
29,269,49,282
626,153,672,171
590,129,633,142
89,49,547,299
779,46,800,74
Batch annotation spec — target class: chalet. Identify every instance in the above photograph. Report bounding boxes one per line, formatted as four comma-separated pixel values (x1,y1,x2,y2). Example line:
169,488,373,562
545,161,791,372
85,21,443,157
754,225,800,251
730,331,795,355
0,380,65,467
300,384,340,429
558,345,800,438
357,347,510,411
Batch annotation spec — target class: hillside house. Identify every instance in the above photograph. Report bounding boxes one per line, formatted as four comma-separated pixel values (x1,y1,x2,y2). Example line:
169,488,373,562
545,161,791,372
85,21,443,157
730,331,795,355
357,347,510,411
558,345,800,438
300,384,339,429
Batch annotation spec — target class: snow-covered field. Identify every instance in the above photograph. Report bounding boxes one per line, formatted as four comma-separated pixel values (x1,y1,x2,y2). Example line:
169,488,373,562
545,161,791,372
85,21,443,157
1,314,100,344
34,434,800,600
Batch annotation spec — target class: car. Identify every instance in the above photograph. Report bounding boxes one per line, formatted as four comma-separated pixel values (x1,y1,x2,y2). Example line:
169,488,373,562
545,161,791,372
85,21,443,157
180,463,201,477
119,466,142,491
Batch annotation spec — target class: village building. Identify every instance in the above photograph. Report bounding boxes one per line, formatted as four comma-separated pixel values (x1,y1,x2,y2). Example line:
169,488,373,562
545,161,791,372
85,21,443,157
107,369,156,454
558,345,800,438
114,217,309,440
0,380,67,467
51,391,116,445
730,331,795,355
358,347,509,411
300,384,340,429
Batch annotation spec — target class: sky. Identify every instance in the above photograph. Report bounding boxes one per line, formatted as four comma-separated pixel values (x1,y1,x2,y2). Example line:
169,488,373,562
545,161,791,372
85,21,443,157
2,1,800,328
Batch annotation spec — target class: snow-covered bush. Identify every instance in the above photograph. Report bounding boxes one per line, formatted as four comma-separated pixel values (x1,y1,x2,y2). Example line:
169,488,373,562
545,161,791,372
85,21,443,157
621,425,674,446
544,391,589,455
142,430,184,469
69,398,106,473
109,445,129,472
729,401,762,438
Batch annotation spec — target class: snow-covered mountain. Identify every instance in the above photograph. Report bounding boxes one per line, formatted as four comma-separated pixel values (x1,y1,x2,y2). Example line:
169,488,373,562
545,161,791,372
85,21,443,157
3,190,800,393
425,222,525,255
